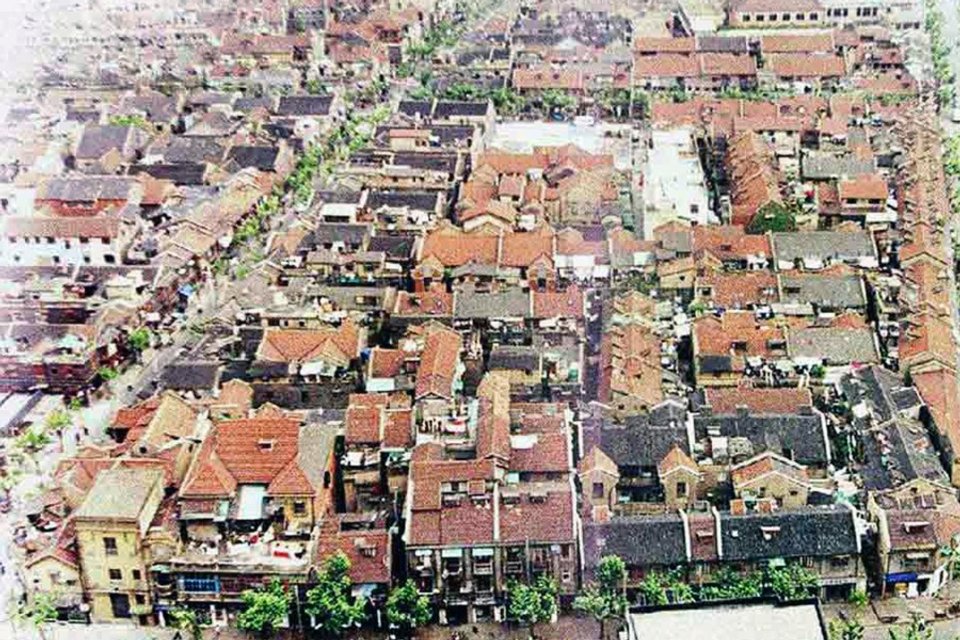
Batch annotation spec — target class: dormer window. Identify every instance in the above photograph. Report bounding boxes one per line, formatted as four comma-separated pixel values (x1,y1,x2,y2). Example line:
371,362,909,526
258,439,275,452
760,526,781,540
903,520,930,533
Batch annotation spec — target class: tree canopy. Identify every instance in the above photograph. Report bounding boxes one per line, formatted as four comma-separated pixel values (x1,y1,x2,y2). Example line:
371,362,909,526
304,551,366,637
386,579,432,637
237,578,290,638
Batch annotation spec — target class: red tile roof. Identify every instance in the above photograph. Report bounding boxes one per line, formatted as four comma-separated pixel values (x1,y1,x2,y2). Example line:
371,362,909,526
692,225,771,262
632,53,700,79
316,521,391,585
704,387,812,414
838,174,888,201
761,34,835,54
697,271,779,309
635,37,696,54
499,487,575,543
768,54,846,78
420,226,499,267
532,286,585,319
257,322,360,364
180,417,316,498
414,326,462,400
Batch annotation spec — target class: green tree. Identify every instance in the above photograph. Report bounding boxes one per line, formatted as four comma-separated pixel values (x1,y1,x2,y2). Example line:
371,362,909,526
767,563,819,601
700,567,763,600
14,592,58,639
45,408,72,449
169,607,203,640
829,616,865,640
237,578,290,638
16,427,51,453
128,327,152,354
575,555,628,640
747,201,798,234
540,89,575,115
304,552,365,637
490,87,525,116
386,580,432,638
507,577,558,639
98,366,119,381
638,571,668,605
45,409,71,433
888,612,933,640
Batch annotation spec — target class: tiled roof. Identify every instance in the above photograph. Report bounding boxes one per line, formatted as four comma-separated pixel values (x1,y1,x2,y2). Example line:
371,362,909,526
257,321,360,365
180,416,318,498
768,54,846,78
316,521,391,585
532,286,585,319
761,34,835,54
414,326,462,400
703,387,812,414
731,451,810,486
838,174,888,201
697,271,779,309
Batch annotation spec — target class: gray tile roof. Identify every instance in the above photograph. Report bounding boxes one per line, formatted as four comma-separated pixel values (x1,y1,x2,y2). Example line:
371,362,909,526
771,231,877,265
583,514,688,573
602,406,690,468
777,274,866,310
453,288,531,319
720,505,859,562
693,410,829,466
801,152,875,180
788,326,879,365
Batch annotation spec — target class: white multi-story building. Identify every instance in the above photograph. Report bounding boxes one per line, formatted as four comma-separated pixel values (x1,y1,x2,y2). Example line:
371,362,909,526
821,0,923,29
0,216,133,266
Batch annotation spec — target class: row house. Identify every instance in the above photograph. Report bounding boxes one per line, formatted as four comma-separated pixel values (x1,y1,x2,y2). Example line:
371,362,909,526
632,53,758,92
341,392,415,513
403,373,578,625
893,111,960,488
868,478,960,598
244,320,365,409
19,391,208,623
582,503,864,601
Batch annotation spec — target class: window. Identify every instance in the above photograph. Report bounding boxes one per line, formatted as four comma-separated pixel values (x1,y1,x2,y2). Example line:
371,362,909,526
743,14,751,22
80,237,90,244
109,569,122,581
132,569,141,581
181,575,219,593
676,481,688,496
293,500,307,515
135,595,146,605
831,556,849,568
756,14,764,21
769,13,777,21
592,482,605,499
104,537,118,556
104,254,116,264
796,12,804,19
782,13,790,20
46,237,55,244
